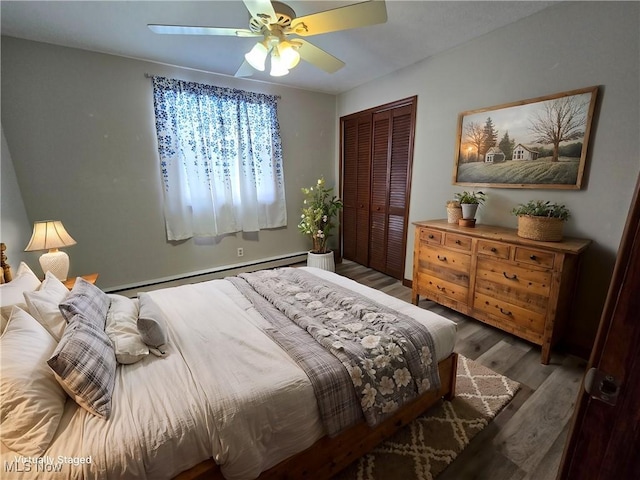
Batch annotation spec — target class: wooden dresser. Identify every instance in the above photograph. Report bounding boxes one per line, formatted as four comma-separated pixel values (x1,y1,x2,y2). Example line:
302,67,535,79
412,219,591,364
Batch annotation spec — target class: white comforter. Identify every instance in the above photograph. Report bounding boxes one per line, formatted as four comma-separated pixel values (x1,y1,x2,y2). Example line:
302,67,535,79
0,267,456,480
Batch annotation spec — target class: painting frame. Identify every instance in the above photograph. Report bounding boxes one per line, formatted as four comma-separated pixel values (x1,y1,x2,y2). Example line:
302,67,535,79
452,86,598,189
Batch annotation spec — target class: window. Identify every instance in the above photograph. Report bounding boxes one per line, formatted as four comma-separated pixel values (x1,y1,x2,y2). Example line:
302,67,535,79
151,76,287,241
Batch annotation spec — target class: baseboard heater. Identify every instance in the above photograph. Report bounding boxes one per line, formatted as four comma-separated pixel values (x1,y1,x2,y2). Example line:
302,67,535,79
105,251,308,297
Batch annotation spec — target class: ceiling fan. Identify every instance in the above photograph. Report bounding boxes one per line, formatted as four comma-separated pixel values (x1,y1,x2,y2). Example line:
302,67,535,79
148,0,387,77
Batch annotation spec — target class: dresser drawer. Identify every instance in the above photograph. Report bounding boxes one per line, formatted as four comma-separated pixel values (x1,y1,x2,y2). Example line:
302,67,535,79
420,228,442,245
474,292,546,338
477,239,510,259
515,247,555,269
418,244,471,275
444,233,472,251
416,272,469,304
476,257,552,297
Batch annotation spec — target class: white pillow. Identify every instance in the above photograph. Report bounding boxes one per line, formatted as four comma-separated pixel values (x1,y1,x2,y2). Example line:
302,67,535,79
106,294,149,364
24,271,70,341
0,262,41,334
0,306,68,456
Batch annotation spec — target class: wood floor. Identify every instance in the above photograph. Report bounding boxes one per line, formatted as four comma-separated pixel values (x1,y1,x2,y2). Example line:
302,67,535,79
334,260,588,480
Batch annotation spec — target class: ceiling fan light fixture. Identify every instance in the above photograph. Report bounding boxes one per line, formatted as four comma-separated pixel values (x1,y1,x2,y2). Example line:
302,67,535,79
269,51,290,77
244,41,269,71
277,41,300,70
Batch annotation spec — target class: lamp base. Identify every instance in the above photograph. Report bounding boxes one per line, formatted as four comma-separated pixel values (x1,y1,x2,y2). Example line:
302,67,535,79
39,249,70,281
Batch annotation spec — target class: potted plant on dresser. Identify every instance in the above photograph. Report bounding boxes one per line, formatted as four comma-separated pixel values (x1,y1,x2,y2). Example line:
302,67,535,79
454,190,486,227
512,200,571,242
298,177,343,271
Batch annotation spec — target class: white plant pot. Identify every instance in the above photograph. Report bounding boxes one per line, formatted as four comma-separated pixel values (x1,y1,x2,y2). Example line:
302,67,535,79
461,203,479,219
307,251,335,272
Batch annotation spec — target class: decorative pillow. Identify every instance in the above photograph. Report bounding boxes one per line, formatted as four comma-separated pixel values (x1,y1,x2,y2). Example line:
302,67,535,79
106,294,149,364
137,293,169,356
0,262,41,334
58,277,111,329
47,312,117,419
1,307,68,456
24,271,70,341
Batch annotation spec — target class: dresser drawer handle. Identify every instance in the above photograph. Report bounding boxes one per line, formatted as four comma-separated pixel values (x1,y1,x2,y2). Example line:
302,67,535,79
499,307,513,316
436,285,445,292
455,240,461,245
437,255,447,261
428,234,434,239
490,247,497,253
530,255,537,260
503,272,517,280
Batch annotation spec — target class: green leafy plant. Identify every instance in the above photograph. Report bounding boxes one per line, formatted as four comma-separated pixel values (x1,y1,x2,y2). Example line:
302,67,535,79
512,200,571,221
454,190,486,205
298,177,343,254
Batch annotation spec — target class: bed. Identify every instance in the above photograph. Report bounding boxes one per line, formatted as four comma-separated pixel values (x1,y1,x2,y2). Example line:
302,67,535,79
0,243,457,480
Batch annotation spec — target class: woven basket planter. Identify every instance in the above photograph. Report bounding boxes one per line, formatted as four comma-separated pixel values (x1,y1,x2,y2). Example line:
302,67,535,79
517,215,565,242
447,206,463,224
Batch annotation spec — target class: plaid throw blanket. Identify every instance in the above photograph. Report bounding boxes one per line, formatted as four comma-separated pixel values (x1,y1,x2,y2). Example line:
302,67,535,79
228,268,440,435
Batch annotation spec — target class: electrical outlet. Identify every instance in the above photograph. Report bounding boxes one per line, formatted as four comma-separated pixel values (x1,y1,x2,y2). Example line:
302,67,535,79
237,247,244,257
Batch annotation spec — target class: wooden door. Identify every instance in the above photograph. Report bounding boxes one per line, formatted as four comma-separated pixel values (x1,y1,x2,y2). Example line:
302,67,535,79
369,104,414,279
558,174,640,479
341,97,416,281
342,114,371,266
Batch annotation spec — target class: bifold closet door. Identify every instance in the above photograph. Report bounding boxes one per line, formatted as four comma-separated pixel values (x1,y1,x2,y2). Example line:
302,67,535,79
341,97,416,280
369,104,413,280
342,114,371,267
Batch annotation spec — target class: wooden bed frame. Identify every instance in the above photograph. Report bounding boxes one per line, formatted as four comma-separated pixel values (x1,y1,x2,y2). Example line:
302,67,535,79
1,242,457,480
0,243,12,284
175,352,458,480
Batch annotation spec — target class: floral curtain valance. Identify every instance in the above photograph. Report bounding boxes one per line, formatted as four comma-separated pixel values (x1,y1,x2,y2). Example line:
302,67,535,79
151,75,287,240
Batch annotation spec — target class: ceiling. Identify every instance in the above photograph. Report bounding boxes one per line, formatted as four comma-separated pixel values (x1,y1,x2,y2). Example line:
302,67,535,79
0,1,558,95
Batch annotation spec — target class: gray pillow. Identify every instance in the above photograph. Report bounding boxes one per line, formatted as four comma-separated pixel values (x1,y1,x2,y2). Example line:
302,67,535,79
59,277,111,329
137,293,168,356
48,313,117,419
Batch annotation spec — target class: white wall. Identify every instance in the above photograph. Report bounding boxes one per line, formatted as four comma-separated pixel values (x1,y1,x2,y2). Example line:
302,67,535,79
0,126,37,269
338,1,640,354
1,37,337,290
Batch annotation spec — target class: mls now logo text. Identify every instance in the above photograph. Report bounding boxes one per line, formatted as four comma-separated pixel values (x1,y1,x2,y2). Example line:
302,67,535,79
4,458,63,473
4,455,92,473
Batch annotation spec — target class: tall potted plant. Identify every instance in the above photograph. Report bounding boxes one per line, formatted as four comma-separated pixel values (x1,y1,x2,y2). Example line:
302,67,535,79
298,177,343,271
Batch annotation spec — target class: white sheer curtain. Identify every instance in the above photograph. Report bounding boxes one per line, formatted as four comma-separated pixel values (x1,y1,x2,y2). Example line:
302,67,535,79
151,76,287,241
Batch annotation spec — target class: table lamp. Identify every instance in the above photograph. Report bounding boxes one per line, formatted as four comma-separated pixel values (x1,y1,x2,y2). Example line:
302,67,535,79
24,220,77,281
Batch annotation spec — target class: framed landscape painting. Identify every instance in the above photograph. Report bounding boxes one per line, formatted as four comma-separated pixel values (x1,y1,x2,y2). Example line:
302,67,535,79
453,86,598,189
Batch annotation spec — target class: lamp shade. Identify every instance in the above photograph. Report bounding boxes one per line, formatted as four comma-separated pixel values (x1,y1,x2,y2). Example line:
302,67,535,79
244,42,269,71
270,51,290,77
25,221,76,251
25,221,77,281
278,41,300,69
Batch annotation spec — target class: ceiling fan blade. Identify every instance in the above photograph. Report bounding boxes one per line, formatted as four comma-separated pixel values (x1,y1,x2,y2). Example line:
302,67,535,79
234,60,255,77
148,24,259,37
296,39,345,73
291,0,387,37
243,0,277,25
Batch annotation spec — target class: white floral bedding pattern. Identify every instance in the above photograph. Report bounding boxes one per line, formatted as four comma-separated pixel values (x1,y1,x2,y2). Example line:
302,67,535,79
233,268,440,428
